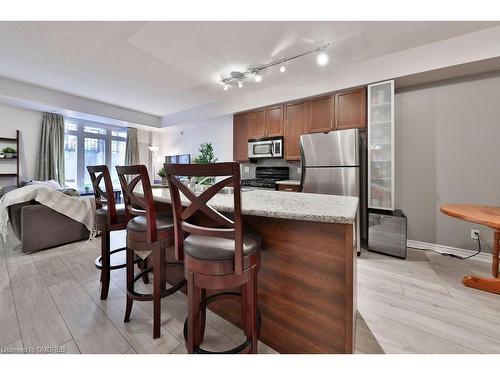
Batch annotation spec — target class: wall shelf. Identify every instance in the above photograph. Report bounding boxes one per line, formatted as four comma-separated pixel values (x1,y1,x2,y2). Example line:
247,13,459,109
0,130,20,186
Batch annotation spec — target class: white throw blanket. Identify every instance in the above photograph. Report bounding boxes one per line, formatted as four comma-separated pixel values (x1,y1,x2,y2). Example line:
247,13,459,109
0,185,96,240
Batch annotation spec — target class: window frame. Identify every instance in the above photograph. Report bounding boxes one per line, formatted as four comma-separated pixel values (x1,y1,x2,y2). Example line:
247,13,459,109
64,118,127,191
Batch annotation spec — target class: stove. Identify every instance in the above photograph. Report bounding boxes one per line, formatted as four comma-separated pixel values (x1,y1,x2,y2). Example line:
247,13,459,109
241,166,289,189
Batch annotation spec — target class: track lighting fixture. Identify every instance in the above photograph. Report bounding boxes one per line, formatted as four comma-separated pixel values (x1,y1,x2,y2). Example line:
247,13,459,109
220,43,330,90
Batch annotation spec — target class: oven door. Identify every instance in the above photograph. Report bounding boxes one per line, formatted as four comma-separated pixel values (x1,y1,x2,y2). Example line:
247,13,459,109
248,140,273,158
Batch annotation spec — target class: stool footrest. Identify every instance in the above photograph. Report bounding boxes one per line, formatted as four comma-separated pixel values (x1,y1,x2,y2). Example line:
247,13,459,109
127,262,186,302
183,291,261,354
95,246,131,270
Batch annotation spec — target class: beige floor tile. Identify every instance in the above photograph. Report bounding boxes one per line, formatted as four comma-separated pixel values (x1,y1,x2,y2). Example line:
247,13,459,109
0,259,21,347
83,279,181,354
11,275,72,348
34,255,75,287
59,248,100,285
0,339,24,354
48,279,131,354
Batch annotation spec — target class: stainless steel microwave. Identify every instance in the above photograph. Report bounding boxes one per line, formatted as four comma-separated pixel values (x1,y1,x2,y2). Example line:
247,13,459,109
248,137,283,159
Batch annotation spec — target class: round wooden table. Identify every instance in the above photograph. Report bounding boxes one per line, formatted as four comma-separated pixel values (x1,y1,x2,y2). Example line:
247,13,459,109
440,204,500,294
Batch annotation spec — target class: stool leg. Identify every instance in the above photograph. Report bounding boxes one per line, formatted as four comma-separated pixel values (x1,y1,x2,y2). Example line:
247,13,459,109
241,283,250,338
186,270,200,353
493,231,499,278
152,247,165,339
100,230,110,300
139,258,150,284
198,288,206,344
124,248,134,323
247,266,258,354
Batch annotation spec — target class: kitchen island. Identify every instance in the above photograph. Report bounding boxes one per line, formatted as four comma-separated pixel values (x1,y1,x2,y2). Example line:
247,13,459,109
151,188,359,353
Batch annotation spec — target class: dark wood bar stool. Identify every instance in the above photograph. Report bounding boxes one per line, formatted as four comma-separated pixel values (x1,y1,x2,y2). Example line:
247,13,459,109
87,165,129,300
165,162,261,354
116,165,186,339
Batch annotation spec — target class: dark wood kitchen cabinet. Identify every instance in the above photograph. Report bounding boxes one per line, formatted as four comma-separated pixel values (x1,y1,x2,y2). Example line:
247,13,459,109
233,112,249,162
284,101,308,161
248,109,266,139
334,87,367,130
307,94,334,133
265,104,284,137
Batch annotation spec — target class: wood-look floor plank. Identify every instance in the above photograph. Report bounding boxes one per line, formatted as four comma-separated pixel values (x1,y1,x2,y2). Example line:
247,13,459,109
11,275,72,348
83,279,181,354
48,279,131,354
59,249,100,285
34,255,75,287
0,251,21,347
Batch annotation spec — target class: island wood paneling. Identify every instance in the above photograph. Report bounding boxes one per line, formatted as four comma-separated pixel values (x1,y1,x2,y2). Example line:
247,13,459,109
207,216,357,354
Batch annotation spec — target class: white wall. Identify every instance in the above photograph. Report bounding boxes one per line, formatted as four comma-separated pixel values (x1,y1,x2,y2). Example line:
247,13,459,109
156,115,233,177
0,102,154,188
0,103,42,186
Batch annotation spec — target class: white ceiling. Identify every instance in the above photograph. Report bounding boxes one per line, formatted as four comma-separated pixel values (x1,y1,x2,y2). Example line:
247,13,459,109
0,21,497,119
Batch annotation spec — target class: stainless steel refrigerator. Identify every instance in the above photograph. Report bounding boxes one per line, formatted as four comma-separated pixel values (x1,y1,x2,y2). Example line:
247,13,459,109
300,129,367,252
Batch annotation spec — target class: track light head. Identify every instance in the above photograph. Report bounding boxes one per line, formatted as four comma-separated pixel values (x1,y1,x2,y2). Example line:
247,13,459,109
223,82,229,91
279,62,286,73
254,71,262,82
317,50,329,66
237,79,243,88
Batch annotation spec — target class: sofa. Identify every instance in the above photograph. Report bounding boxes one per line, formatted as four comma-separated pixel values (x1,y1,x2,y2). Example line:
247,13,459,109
8,200,90,253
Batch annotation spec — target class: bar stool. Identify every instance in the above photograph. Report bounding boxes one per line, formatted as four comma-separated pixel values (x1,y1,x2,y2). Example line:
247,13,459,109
116,165,186,339
87,165,130,300
165,162,261,354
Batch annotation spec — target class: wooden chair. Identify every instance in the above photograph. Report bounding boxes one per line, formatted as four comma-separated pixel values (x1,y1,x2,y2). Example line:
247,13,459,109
116,165,186,339
87,165,129,300
165,162,261,354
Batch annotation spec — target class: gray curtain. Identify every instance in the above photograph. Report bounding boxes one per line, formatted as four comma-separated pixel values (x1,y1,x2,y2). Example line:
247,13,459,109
35,113,65,186
125,127,139,165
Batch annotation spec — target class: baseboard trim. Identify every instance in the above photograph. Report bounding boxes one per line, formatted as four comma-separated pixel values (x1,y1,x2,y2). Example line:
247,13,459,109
407,239,491,262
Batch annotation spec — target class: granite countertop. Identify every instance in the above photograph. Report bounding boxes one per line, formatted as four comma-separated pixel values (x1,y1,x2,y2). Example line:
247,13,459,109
275,180,301,185
150,188,358,224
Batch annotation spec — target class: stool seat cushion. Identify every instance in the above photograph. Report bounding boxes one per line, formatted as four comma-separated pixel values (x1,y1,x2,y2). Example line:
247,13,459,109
127,212,174,233
95,203,127,225
184,231,261,261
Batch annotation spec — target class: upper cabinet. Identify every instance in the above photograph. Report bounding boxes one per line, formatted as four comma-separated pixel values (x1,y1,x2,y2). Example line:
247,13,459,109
307,95,334,133
248,109,266,139
233,85,367,163
233,112,250,162
334,87,367,130
265,105,284,137
284,101,308,161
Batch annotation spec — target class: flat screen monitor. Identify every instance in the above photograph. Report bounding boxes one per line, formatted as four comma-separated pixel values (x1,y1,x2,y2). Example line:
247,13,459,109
165,154,191,164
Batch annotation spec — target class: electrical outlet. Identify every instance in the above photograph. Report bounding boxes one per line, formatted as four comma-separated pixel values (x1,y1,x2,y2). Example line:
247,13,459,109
297,167,301,174
244,166,250,173
471,229,480,240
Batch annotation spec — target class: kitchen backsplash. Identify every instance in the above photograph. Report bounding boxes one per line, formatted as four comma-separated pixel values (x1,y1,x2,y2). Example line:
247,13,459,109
240,159,301,180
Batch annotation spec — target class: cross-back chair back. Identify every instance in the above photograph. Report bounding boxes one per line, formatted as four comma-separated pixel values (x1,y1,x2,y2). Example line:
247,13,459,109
87,165,117,225
164,162,244,274
116,165,157,243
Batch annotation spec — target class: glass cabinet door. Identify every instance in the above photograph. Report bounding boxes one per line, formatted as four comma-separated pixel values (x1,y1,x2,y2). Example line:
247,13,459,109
368,80,394,210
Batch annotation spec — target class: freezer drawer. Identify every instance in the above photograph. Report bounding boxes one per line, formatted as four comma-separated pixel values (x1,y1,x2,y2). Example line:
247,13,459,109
368,209,407,259
302,167,359,196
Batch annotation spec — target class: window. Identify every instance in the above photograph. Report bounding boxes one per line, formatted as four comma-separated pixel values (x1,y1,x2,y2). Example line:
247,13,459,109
64,120,127,191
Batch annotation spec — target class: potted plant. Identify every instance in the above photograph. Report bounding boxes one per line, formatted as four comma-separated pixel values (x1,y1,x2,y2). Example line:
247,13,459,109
84,184,91,194
158,167,168,185
193,142,217,185
2,147,16,159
